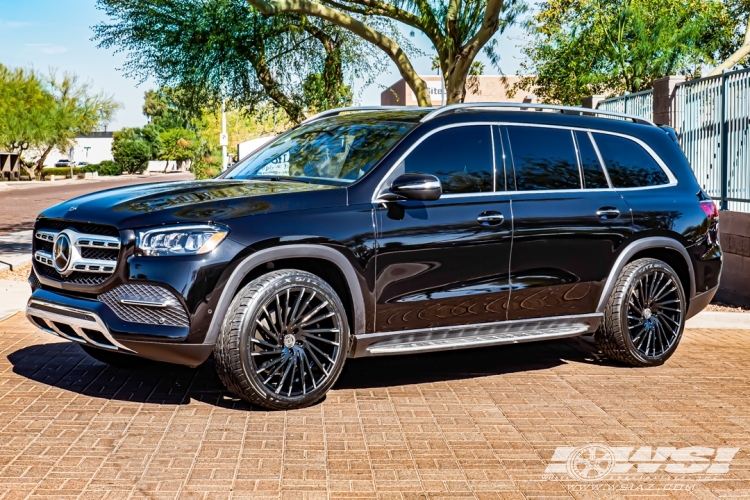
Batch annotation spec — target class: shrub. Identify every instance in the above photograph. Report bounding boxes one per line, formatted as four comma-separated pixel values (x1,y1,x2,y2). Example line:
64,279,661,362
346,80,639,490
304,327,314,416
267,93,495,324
191,156,220,180
80,163,100,173
98,160,122,176
42,167,83,178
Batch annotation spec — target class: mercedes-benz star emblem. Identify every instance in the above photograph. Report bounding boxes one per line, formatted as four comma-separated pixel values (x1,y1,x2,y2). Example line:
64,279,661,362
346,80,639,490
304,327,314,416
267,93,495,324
53,234,72,273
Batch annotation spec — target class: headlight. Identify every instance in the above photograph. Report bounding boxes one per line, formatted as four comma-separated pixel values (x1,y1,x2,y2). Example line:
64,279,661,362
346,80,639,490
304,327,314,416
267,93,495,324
135,225,229,256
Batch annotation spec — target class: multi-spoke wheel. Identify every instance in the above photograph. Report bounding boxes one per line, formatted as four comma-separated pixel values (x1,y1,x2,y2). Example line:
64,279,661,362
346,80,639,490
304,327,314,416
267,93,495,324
596,258,686,366
214,269,350,410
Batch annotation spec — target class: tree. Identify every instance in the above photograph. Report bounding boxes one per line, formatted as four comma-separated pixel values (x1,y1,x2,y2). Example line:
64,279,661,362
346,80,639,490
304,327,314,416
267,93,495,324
709,0,750,75
0,65,56,177
244,0,523,105
143,87,203,131
94,0,394,123
30,72,120,177
515,0,734,105
112,126,162,174
159,128,202,171
0,67,119,178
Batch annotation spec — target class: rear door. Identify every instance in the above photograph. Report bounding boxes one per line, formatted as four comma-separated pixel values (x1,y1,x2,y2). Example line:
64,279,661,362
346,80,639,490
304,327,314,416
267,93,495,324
503,125,633,320
373,124,513,332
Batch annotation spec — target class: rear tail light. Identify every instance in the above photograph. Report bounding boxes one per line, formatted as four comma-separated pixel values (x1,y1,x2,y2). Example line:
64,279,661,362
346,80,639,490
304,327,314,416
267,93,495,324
699,200,719,220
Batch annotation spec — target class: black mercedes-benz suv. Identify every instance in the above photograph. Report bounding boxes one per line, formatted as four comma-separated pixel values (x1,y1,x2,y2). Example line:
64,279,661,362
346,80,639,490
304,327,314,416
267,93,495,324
26,103,722,410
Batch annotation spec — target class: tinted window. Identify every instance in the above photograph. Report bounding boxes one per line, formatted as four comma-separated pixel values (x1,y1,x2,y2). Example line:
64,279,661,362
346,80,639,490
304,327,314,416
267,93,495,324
507,127,580,191
403,125,493,194
575,131,609,189
593,133,669,188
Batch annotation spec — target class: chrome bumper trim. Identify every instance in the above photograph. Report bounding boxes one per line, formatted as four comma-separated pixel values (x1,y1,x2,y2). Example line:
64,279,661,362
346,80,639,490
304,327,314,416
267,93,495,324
25,299,134,352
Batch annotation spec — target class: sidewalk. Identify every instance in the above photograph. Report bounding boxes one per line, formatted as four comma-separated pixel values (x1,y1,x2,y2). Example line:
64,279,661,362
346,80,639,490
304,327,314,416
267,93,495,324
0,230,32,273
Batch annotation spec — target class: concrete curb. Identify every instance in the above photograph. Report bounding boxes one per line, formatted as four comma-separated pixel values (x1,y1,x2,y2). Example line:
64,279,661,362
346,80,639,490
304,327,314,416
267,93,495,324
686,311,750,329
0,230,33,271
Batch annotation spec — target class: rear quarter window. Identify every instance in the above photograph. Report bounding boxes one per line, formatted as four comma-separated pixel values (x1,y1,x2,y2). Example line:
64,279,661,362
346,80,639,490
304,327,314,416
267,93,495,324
593,133,670,188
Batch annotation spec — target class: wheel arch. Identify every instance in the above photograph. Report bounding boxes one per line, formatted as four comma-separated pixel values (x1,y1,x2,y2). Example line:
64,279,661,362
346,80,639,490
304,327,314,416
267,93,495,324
596,237,696,313
204,245,367,345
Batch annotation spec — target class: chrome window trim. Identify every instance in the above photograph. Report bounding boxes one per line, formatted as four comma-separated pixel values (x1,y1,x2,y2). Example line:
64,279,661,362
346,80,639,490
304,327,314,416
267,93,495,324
372,122,499,203
588,131,614,188
571,130,584,189
371,121,678,202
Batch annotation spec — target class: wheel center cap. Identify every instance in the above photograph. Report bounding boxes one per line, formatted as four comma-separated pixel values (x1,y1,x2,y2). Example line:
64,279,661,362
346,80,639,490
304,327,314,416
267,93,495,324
642,308,653,320
283,334,296,348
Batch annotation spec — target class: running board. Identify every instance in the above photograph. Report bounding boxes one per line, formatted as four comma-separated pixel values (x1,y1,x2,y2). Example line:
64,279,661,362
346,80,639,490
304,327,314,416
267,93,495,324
351,314,601,357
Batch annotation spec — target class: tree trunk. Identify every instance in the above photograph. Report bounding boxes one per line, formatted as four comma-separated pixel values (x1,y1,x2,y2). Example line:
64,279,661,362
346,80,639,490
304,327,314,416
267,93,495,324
709,21,750,76
247,0,432,106
36,145,54,180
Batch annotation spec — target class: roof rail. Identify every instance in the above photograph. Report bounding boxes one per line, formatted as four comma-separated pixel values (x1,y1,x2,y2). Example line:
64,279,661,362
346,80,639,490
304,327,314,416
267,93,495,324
299,106,427,125
419,102,657,127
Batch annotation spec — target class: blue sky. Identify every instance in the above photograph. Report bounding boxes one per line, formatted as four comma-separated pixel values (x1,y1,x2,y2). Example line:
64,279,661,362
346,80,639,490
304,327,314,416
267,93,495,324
0,0,525,130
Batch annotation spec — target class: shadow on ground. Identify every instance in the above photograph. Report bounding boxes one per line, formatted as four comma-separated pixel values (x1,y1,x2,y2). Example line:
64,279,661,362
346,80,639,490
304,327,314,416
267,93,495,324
7,335,609,410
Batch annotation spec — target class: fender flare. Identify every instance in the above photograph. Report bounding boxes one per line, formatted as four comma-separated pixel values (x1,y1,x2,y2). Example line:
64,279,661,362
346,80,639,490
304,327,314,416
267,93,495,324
596,237,696,312
204,244,367,345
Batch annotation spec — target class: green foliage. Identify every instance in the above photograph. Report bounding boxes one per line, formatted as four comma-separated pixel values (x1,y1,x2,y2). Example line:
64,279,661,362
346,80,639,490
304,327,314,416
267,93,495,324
0,64,120,178
159,128,203,170
516,0,736,105
94,0,392,123
112,127,162,174
143,87,202,130
98,160,122,176
191,156,221,180
42,167,84,178
0,65,56,162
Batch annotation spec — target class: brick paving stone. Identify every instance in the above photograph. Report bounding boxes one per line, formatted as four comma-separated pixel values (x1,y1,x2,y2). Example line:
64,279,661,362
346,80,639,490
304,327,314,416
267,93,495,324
0,312,749,498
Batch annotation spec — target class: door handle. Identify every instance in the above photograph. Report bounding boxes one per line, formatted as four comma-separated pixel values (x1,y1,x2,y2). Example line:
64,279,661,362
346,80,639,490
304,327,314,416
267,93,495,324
477,211,505,225
596,207,620,219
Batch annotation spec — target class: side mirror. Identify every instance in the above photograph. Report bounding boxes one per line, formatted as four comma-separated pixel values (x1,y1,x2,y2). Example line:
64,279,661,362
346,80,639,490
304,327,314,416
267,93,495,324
387,173,442,201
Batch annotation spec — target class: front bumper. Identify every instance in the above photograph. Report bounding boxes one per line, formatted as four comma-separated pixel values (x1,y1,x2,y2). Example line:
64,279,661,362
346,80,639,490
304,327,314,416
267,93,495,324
25,289,213,367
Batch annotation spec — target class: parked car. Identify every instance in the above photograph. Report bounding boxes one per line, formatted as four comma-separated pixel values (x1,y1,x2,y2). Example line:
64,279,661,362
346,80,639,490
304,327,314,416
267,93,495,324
77,162,90,168
26,104,721,410
54,159,76,167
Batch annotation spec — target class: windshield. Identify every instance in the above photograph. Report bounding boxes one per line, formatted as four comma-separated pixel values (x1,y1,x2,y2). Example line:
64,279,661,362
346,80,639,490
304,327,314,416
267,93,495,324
223,112,422,185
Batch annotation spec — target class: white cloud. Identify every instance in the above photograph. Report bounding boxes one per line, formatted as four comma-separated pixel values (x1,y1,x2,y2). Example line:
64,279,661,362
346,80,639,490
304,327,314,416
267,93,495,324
0,19,33,29
25,43,68,55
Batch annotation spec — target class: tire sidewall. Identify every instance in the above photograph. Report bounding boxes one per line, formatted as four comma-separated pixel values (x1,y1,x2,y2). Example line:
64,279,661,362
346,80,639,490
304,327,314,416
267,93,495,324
617,260,686,366
235,271,350,408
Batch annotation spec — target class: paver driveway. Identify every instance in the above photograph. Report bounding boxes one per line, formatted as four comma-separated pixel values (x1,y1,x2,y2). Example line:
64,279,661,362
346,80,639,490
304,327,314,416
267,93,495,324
0,312,748,499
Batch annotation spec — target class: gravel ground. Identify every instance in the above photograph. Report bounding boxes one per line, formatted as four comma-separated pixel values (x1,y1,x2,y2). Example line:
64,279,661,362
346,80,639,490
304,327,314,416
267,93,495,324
705,301,750,312
0,265,30,282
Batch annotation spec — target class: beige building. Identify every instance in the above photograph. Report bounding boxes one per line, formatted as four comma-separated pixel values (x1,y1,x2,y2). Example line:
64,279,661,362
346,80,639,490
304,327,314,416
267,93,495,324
381,75,536,106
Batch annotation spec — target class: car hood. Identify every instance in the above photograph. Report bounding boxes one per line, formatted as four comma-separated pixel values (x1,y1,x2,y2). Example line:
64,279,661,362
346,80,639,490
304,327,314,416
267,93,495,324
39,179,346,229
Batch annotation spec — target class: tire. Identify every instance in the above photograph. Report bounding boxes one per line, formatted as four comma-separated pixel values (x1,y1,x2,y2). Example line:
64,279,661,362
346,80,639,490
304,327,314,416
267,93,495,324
80,344,153,368
214,269,350,410
595,258,686,367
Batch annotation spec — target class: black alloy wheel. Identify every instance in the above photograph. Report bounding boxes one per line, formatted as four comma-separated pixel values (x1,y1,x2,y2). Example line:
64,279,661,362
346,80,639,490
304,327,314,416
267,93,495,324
596,258,686,366
626,267,683,359
214,269,349,410
248,285,343,398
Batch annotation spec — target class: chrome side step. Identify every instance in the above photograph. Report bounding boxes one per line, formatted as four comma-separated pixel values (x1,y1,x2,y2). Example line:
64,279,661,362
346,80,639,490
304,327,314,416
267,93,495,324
26,299,134,352
352,313,602,357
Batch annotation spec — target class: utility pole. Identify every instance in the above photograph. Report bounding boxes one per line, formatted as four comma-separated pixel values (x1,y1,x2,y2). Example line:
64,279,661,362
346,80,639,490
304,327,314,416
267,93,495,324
220,97,228,171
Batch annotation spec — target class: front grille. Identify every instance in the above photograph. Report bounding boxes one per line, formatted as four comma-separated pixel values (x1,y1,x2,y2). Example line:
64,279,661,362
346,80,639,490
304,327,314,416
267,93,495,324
32,220,121,287
36,264,111,285
99,284,189,327
36,219,119,237
80,248,119,261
